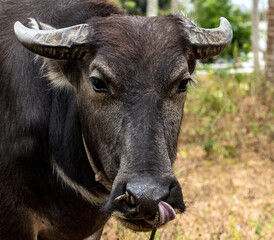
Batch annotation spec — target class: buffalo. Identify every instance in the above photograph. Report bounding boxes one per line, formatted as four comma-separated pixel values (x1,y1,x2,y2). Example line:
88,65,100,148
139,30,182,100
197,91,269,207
0,0,232,239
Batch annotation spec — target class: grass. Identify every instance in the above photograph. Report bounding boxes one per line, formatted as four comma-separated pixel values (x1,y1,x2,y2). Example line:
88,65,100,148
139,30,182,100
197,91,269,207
102,70,274,240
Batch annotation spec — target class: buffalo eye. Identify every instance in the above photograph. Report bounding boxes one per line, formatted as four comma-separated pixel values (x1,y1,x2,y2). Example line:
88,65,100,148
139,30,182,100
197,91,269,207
177,79,191,93
90,77,108,93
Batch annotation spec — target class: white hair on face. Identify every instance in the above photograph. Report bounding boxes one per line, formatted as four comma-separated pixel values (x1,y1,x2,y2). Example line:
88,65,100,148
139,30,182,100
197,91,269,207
41,58,74,92
52,159,108,205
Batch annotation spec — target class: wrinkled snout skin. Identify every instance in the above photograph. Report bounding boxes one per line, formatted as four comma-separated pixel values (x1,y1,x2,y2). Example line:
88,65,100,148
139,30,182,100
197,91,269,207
75,17,193,231
103,91,186,230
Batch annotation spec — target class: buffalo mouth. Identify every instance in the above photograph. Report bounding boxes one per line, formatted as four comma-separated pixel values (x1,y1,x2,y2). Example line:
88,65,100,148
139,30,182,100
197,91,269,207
113,201,178,232
116,217,155,232
115,213,177,232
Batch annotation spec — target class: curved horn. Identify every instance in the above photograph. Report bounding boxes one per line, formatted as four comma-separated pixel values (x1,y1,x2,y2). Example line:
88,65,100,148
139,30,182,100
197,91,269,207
186,17,233,60
14,21,90,60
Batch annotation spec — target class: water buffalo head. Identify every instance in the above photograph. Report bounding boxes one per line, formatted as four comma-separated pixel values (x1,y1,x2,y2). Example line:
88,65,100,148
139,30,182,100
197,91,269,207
14,14,232,231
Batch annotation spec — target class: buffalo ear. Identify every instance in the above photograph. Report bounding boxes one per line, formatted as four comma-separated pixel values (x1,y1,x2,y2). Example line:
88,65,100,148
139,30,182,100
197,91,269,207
14,20,91,60
184,17,233,60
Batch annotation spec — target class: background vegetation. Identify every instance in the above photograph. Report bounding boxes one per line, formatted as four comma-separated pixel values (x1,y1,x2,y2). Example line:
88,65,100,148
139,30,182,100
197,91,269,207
116,0,171,15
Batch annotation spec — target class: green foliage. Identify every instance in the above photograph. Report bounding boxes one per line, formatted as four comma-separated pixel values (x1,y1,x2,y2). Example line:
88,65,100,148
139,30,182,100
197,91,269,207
190,0,251,60
119,0,146,15
182,70,272,160
117,0,171,15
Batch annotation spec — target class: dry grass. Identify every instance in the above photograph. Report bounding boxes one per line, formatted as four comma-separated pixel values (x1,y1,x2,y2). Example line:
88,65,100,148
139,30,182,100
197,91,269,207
102,72,274,240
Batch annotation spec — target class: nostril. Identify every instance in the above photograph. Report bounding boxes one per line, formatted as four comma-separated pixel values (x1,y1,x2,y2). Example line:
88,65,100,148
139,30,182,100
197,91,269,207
115,191,136,208
169,181,177,192
129,195,136,206
125,191,136,207
163,182,176,202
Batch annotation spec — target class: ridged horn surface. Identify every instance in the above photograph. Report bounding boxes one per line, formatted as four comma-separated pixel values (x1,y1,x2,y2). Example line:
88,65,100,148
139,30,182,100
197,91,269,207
186,17,233,60
14,21,90,60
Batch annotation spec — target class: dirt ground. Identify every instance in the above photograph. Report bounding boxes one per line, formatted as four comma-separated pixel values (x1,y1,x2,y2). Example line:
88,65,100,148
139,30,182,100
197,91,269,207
102,148,273,240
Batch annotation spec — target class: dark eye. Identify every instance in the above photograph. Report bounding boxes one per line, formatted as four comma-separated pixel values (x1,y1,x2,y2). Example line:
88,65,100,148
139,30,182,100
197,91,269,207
90,77,108,93
177,79,191,93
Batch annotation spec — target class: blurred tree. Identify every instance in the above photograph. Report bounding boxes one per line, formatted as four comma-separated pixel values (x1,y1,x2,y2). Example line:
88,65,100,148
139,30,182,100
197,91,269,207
147,0,159,16
190,0,252,60
266,0,274,83
118,0,171,15
252,0,259,72
171,0,179,13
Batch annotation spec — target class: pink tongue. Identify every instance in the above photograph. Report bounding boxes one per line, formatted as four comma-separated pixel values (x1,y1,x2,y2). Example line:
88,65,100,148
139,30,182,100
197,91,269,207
158,201,176,225
145,201,176,226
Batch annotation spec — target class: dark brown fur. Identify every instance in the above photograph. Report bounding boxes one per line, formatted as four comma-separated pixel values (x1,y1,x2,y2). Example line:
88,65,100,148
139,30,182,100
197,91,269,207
0,1,123,240
0,0,198,239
